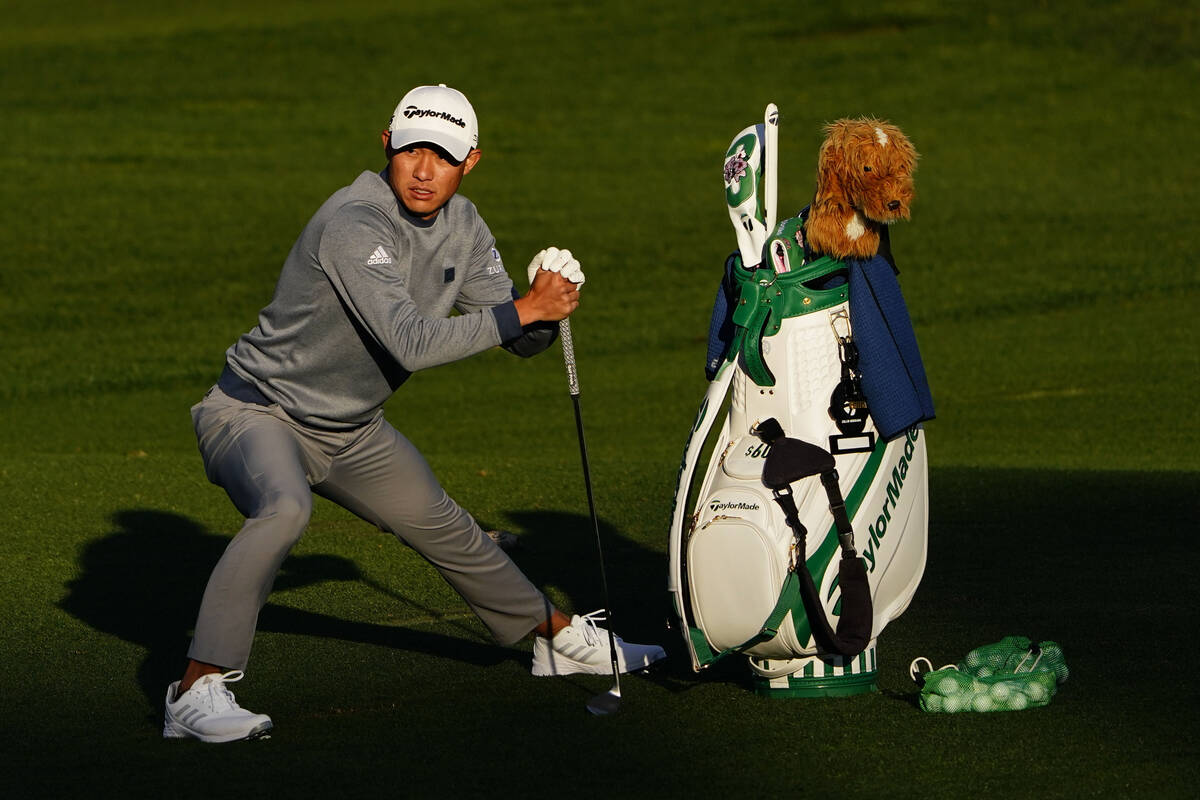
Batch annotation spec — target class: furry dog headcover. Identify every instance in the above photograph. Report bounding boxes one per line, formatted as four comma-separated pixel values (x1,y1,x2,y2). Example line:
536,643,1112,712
805,118,918,261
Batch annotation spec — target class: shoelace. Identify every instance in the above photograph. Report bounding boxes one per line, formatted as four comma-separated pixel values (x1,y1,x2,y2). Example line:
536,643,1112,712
576,610,609,647
203,670,246,712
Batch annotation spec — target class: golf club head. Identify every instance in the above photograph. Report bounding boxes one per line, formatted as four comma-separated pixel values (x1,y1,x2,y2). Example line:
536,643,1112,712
586,687,621,716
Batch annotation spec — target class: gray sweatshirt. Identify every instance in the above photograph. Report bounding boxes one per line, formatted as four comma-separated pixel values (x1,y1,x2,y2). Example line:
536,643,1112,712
225,169,555,429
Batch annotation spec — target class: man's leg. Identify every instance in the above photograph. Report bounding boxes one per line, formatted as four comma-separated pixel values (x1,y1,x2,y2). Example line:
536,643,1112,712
185,393,316,680
312,418,665,676
313,418,553,644
166,391,318,742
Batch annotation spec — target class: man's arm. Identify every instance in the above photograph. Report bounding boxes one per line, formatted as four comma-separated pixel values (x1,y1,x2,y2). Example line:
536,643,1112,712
319,203,516,372
498,287,559,358
455,232,582,357
514,268,579,326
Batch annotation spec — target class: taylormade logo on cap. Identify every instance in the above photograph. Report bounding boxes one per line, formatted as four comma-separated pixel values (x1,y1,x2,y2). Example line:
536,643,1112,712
402,106,467,128
389,84,478,162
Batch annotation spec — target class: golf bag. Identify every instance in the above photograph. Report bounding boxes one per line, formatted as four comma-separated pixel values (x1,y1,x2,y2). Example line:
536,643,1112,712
667,108,932,696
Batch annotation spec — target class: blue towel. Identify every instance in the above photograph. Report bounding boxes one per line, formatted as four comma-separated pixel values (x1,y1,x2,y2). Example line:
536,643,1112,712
704,253,740,381
847,253,935,440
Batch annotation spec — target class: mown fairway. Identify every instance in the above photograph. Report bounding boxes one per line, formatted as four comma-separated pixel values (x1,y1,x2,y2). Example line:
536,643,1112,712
1,1,1196,797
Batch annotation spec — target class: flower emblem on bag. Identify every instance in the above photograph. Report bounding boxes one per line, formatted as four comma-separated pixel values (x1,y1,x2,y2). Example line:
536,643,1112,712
724,145,749,191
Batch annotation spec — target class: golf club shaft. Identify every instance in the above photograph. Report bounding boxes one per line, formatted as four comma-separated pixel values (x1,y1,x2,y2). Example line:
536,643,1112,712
559,318,622,692
568,393,613,613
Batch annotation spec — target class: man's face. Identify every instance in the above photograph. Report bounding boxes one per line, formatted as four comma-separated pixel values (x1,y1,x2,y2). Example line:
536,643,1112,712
382,136,481,220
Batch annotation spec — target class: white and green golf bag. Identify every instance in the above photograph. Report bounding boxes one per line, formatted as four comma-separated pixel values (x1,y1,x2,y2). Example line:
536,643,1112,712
667,107,930,697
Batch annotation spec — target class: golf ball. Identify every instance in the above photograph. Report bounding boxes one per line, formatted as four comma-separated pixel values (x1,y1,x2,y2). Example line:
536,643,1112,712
924,694,943,712
972,694,996,712
942,694,966,713
990,682,1012,701
937,675,961,695
1008,692,1029,710
1026,682,1049,703
975,666,993,678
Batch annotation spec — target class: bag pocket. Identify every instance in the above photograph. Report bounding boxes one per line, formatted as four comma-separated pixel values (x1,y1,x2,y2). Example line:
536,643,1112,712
687,519,787,652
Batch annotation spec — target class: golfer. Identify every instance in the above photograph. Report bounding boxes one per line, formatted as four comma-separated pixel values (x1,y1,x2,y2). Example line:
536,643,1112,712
164,85,665,743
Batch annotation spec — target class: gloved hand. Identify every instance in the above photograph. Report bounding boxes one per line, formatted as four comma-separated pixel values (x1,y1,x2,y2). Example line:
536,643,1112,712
526,247,586,287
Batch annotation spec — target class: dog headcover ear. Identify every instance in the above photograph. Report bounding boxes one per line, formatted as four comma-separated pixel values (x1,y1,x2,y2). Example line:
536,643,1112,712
806,121,855,256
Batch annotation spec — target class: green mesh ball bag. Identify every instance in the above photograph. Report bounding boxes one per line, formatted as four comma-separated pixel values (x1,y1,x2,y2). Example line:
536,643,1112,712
912,637,1068,713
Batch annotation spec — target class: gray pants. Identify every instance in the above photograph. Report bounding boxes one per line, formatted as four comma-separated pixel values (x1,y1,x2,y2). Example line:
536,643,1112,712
188,385,552,670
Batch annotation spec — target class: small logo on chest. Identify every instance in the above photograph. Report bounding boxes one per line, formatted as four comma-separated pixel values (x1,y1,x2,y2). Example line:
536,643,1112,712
444,267,455,283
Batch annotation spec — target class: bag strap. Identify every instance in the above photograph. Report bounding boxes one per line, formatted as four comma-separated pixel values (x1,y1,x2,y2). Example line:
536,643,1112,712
706,571,802,664
753,418,874,658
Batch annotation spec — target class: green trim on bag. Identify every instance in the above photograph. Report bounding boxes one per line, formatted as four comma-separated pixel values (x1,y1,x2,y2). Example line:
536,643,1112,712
689,626,716,665
726,255,849,387
753,671,877,698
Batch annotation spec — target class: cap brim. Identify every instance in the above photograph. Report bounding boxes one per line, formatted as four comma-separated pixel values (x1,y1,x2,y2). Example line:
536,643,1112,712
389,129,471,163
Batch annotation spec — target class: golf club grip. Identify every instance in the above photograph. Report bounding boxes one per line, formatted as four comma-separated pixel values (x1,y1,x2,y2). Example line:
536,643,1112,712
559,318,580,396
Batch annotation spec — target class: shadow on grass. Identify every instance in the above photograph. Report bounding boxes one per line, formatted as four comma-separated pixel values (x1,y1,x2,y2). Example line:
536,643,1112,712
913,466,1199,643
499,509,735,693
497,509,668,636
58,505,677,719
509,467,1200,702
59,509,532,717
61,468,1199,726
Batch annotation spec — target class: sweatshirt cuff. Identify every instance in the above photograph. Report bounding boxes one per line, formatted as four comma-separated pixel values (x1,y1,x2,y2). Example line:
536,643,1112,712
491,300,523,343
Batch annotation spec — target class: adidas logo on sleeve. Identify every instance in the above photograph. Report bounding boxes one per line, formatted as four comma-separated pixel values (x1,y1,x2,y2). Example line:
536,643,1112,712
366,246,393,265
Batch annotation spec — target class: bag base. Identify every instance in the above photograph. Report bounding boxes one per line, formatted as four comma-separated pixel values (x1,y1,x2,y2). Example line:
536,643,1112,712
749,640,878,698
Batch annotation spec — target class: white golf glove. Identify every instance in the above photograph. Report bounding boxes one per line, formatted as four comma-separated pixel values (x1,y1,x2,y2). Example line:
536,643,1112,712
526,247,586,287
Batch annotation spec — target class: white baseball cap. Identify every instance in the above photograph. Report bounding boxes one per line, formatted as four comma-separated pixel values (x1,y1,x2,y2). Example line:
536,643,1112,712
388,84,478,163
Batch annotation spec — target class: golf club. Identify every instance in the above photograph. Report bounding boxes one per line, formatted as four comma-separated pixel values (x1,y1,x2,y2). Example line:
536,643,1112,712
558,317,622,715
764,102,779,237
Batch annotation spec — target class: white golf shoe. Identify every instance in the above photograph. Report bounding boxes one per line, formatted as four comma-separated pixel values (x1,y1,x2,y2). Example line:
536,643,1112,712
532,610,666,677
163,671,273,743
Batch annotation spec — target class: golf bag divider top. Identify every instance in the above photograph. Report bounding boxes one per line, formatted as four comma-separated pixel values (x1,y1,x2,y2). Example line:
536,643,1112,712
668,190,929,699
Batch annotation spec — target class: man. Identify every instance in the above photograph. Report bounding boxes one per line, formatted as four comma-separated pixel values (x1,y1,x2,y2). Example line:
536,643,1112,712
164,85,665,743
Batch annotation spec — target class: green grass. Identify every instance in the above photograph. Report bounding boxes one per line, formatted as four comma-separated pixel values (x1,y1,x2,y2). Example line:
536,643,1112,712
1,0,1197,796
